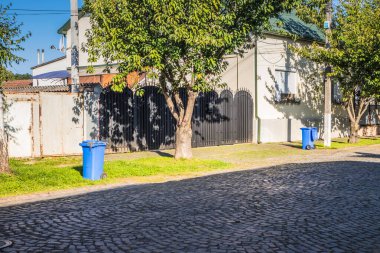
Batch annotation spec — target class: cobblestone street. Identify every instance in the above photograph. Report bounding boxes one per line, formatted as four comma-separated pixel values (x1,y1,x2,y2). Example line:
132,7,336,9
1,148,380,252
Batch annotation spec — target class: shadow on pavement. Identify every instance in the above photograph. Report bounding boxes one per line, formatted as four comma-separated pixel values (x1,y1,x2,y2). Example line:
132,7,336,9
1,160,380,252
353,152,380,159
281,143,303,149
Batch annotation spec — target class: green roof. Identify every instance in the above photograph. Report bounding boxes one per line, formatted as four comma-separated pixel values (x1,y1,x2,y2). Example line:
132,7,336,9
268,12,325,42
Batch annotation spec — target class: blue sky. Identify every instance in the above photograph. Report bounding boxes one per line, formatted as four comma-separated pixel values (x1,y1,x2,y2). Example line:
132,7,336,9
3,0,84,74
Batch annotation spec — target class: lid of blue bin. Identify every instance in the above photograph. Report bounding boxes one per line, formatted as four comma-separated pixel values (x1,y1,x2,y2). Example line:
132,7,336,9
79,140,107,148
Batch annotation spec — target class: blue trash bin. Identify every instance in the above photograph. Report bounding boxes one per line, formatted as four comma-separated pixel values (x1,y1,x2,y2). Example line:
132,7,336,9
300,128,314,150
79,140,107,180
311,127,318,142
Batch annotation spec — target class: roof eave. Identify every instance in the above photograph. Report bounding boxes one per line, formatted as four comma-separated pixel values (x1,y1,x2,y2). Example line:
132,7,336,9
31,56,67,70
57,10,86,35
263,31,325,45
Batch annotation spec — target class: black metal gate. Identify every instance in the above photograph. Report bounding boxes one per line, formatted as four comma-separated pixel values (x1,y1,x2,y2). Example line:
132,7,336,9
99,86,253,152
234,89,254,143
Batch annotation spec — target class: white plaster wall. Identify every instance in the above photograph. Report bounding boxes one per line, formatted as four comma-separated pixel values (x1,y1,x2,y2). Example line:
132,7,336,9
221,48,255,94
256,35,349,142
32,57,67,86
5,90,101,158
40,93,84,156
6,100,33,157
256,35,323,119
5,94,41,158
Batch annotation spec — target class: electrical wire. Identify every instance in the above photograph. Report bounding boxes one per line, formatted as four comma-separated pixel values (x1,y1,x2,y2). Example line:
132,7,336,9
3,8,73,16
8,8,70,12
4,13,70,16
258,50,284,65
257,40,285,46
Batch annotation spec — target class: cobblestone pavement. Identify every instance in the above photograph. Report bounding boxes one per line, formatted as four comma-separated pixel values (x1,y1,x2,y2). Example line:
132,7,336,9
1,151,380,252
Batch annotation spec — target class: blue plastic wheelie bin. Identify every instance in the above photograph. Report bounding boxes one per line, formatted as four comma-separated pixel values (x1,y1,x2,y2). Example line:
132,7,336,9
79,140,107,180
300,128,314,150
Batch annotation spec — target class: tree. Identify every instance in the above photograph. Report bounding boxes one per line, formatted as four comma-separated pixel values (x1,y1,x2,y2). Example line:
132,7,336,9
12,73,32,80
0,3,29,173
292,0,380,143
84,0,297,158
0,70,32,81
296,0,329,29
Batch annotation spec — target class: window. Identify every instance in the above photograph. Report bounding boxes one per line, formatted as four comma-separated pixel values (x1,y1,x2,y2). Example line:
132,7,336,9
274,68,299,103
332,81,343,104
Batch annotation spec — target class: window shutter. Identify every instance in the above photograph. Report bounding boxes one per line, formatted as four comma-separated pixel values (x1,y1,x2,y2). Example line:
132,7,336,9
287,72,296,94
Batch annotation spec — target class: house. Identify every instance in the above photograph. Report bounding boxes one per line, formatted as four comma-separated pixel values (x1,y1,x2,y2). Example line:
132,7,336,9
6,11,376,158
222,12,351,143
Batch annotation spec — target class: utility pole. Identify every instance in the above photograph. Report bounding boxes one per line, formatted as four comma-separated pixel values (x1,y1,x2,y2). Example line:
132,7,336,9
324,0,332,147
70,0,80,92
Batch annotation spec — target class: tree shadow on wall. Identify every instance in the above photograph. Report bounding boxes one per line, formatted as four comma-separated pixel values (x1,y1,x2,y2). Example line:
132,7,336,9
98,86,253,153
3,99,21,145
72,85,103,141
72,94,83,125
263,41,349,141
99,86,135,152
83,85,102,140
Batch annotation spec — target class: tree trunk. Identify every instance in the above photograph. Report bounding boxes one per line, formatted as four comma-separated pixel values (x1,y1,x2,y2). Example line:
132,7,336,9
0,92,9,174
0,131,10,174
345,94,369,144
175,125,193,159
348,121,359,143
160,69,198,159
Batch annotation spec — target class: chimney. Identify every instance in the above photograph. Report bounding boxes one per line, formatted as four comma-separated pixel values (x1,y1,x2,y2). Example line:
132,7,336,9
41,49,45,63
37,49,40,65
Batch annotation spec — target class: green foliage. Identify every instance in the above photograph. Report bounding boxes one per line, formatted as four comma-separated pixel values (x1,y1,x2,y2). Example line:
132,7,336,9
0,67,14,85
296,0,330,29
294,0,380,102
0,3,30,85
84,0,297,93
0,68,32,84
0,157,230,197
12,73,32,80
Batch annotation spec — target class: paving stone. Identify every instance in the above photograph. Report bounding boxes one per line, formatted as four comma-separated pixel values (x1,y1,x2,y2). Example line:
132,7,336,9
0,159,380,252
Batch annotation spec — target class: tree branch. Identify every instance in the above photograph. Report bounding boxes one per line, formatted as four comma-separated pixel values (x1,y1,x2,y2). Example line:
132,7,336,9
173,92,185,122
357,98,370,123
159,73,180,123
346,96,356,123
182,90,197,127
163,91,180,123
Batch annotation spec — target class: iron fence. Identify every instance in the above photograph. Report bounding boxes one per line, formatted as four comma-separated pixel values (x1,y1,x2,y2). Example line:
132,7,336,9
99,86,253,152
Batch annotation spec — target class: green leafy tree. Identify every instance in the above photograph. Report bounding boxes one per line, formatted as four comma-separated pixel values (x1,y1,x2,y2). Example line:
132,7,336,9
0,70,32,81
0,3,29,173
296,0,330,29
12,73,32,80
0,68,14,83
84,0,297,158
293,0,380,143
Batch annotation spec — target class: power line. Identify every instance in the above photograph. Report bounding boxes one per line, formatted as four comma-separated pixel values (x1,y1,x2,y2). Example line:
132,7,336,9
4,13,70,16
257,40,284,46
258,50,284,65
8,8,70,12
